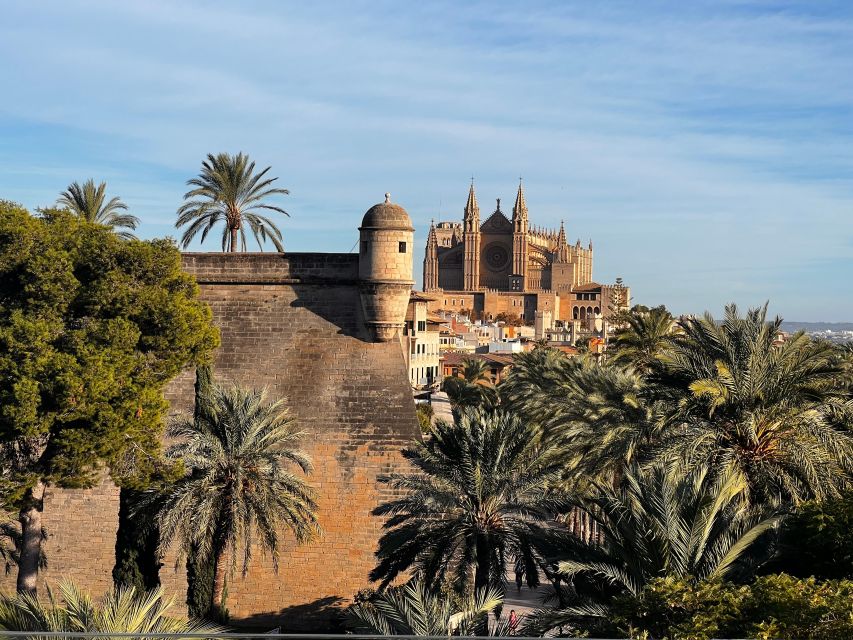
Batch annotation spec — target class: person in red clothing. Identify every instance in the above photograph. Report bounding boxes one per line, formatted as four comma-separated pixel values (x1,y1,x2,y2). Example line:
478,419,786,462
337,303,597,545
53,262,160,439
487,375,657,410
508,609,519,635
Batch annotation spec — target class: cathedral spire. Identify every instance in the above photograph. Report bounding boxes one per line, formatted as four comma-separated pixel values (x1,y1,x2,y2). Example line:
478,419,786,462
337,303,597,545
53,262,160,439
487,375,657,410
557,220,567,246
463,182,481,291
464,181,480,223
427,219,438,248
424,220,439,291
512,179,528,221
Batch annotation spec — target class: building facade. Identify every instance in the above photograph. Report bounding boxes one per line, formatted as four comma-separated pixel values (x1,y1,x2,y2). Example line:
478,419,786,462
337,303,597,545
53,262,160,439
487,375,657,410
403,293,441,391
423,182,629,329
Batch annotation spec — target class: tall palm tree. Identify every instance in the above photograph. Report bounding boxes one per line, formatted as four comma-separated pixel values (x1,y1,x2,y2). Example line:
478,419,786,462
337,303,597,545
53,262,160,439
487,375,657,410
153,385,319,616
347,580,507,636
371,408,571,596
176,152,289,252
0,580,222,634
608,305,674,372
656,303,853,505
555,464,778,598
56,179,139,240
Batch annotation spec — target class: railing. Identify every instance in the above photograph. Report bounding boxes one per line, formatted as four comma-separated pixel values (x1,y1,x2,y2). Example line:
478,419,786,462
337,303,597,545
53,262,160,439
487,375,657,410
0,635,597,640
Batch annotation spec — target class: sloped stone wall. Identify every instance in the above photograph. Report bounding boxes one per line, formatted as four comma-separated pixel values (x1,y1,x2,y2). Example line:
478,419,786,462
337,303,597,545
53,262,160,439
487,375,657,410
1,252,419,631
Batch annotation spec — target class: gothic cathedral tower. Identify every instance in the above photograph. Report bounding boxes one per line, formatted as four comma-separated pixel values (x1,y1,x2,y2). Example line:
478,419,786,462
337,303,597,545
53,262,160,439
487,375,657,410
511,181,529,290
423,220,439,291
463,182,481,291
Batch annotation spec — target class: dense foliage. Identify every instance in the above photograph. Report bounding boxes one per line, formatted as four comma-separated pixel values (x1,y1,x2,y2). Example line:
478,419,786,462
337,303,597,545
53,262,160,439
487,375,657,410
373,302,853,638
0,201,219,593
767,493,853,580
555,465,778,598
347,581,507,636
372,408,570,596
584,575,853,640
0,580,222,634
112,489,160,592
442,358,498,410
151,384,319,617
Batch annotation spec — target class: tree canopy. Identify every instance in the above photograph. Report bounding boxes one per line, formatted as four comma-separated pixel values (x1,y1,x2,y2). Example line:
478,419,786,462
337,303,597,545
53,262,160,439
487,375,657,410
0,202,219,493
0,201,219,592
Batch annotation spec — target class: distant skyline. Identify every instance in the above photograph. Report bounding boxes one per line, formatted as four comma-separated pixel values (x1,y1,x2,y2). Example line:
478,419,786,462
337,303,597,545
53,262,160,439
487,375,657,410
1,1,852,320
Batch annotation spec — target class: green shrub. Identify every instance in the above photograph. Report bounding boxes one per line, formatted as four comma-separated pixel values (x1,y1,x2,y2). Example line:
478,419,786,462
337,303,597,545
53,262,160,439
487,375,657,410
415,402,434,433
607,575,853,640
767,494,853,579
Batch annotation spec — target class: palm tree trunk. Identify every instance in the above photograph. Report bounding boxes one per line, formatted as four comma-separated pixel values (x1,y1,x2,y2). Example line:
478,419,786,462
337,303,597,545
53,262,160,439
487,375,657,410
17,480,45,595
229,226,238,252
210,542,228,615
474,534,490,594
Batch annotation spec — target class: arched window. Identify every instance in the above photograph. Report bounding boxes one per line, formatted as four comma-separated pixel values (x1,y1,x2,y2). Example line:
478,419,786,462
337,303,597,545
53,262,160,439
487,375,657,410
580,307,586,320
573,307,579,319
594,306,600,316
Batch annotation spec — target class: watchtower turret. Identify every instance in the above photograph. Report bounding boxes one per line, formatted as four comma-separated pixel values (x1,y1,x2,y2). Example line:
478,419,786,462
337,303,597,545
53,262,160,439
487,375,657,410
358,193,415,342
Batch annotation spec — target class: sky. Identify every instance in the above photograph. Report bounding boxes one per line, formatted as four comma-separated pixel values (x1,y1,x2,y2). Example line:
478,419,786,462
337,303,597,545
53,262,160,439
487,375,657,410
1,1,852,321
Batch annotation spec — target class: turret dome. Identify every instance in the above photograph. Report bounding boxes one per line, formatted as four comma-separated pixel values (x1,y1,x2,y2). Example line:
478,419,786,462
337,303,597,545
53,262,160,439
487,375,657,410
360,193,414,230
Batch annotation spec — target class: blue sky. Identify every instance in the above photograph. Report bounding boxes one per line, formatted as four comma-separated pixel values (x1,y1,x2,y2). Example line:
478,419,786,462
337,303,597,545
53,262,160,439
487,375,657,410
1,1,852,320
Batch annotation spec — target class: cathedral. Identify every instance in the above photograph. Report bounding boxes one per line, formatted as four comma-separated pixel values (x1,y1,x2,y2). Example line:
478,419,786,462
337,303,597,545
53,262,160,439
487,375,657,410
422,182,628,329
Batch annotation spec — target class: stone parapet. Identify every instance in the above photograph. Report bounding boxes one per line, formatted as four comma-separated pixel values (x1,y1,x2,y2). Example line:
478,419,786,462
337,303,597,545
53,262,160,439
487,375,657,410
182,252,360,284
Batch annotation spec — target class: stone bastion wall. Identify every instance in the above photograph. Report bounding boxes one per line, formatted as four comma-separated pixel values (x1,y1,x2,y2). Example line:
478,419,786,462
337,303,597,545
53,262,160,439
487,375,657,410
0,251,420,630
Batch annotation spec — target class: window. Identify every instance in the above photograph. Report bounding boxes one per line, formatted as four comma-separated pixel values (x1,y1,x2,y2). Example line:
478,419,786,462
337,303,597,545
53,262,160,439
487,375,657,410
418,320,426,332
399,241,407,253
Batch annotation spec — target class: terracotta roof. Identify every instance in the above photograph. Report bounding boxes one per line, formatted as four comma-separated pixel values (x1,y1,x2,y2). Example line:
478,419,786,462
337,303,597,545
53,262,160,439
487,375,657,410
552,345,579,355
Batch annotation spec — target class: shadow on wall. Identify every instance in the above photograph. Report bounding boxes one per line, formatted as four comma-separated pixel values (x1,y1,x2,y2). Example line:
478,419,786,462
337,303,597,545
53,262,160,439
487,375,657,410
287,284,367,341
232,595,348,633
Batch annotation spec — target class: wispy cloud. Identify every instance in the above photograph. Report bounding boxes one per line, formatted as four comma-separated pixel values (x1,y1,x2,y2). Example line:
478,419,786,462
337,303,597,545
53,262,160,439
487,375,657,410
1,0,851,319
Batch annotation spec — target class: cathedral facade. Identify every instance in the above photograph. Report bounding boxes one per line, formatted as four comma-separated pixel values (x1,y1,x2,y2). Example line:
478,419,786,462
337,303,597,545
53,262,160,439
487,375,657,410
423,182,628,329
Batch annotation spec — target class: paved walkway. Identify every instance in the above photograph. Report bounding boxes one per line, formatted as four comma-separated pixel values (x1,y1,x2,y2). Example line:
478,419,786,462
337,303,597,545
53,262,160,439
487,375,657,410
428,391,454,424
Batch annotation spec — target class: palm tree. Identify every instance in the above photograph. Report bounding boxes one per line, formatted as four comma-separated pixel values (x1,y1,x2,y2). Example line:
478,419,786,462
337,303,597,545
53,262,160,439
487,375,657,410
608,305,674,372
656,303,853,505
500,346,572,419
152,384,319,616
56,179,139,240
557,465,777,596
176,152,289,252
347,580,507,636
371,408,571,596
0,580,222,634
461,358,492,385
502,352,664,481
443,358,497,409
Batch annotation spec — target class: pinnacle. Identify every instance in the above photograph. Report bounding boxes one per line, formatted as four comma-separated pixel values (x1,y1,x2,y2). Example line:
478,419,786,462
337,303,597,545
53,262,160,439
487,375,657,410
464,182,480,220
512,180,528,220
